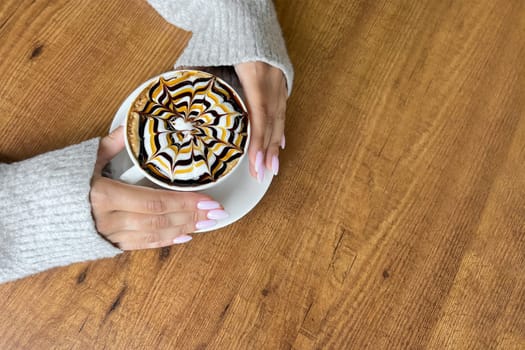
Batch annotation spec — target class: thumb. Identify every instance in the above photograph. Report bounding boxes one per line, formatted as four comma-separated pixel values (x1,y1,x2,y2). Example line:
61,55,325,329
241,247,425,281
94,126,126,175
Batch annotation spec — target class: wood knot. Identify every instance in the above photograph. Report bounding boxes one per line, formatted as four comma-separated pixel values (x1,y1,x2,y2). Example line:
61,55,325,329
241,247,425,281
159,246,171,261
30,44,44,59
76,268,88,284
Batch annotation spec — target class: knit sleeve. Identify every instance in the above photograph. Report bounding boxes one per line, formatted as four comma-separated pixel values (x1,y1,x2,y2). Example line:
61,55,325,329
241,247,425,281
0,139,121,284
147,0,294,93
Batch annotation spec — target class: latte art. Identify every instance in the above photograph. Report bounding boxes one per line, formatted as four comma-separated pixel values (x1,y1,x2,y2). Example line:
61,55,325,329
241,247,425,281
127,71,248,186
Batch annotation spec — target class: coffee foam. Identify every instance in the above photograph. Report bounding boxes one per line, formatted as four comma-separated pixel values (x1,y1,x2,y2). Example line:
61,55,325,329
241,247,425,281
127,71,248,187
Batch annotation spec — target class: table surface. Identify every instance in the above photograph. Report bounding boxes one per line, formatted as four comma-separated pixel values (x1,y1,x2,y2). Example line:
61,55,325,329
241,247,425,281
1,0,524,349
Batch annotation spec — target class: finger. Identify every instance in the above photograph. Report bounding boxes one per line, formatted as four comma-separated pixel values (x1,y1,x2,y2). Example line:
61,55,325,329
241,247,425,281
243,93,268,180
235,63,266,180
98,209,212,234
94,126,125,175
117,235,192,251
106,180,217,214
249,106,270,183
242,95,273,182
106,222,198,244
265,87,287,175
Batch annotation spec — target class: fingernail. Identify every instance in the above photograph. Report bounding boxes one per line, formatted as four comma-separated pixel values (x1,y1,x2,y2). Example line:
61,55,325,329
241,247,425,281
207,209,229,220
280,135,286,149
173,235,192,244
196,219,217,230
272,155,279,175
255,151,265,183
197,200,221,210
257,170,265,183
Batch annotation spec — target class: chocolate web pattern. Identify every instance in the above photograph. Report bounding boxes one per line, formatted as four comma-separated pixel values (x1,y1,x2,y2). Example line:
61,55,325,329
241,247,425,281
135,71,248,186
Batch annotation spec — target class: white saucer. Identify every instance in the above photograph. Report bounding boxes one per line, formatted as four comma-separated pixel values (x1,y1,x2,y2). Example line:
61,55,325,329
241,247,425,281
108,73,273,233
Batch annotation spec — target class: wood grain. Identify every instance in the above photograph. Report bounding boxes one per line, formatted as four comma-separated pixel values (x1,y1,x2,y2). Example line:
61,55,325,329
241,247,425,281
0,0,190,160
1,0,524,349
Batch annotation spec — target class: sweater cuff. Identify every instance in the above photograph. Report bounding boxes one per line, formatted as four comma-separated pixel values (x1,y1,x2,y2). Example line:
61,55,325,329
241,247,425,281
0,138,121,284
148,0,294,94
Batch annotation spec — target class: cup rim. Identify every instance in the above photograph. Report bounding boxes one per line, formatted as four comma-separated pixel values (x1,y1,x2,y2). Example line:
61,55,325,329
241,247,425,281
123,69,250,192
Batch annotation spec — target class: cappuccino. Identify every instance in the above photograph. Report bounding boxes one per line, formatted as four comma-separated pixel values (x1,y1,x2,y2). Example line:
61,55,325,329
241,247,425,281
126,70,249,188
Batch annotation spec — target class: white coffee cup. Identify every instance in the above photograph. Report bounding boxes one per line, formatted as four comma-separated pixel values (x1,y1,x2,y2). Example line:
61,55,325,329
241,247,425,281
120,70,250,191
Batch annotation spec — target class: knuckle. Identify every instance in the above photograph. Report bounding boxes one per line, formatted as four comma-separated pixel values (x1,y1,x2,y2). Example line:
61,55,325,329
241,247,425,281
180,197,188,211
99,138,110,152
150,214,170,230
145,198,167,213
253,105,270,119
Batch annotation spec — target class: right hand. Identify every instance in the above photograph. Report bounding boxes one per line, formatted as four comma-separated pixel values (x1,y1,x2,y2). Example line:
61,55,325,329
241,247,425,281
90,127,227,250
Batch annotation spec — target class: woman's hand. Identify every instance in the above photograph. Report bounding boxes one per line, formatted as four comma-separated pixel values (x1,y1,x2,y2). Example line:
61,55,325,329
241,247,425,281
90,127,228,250
235,62,288,182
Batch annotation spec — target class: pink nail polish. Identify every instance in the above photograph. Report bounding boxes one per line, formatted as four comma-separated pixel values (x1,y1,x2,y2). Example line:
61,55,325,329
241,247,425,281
207,209,229,220
196,219,217,230
280,135,286,149
272,155,279,175
255,151,264,183
256,151,264,172
173,235,192,244
197,200,221,210
257,168,265,183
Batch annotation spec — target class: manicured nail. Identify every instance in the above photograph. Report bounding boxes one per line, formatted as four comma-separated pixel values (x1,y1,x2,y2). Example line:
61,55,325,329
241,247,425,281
257,169,265,183
197,200,221,210
173,235,192,244
196,219,217,230
272,155,279,175
255,151,265,183
280,135,286,149
207,209,229,220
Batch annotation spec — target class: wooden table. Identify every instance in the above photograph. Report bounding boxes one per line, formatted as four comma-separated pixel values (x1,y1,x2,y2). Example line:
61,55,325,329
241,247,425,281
1,0,524,348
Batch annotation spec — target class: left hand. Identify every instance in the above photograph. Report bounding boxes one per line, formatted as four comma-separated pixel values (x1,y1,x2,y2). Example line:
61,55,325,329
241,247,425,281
90,127,225,250
235,61,288,182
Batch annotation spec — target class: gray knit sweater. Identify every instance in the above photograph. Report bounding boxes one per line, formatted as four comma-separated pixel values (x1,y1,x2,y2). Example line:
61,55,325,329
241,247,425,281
0,0,293,284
